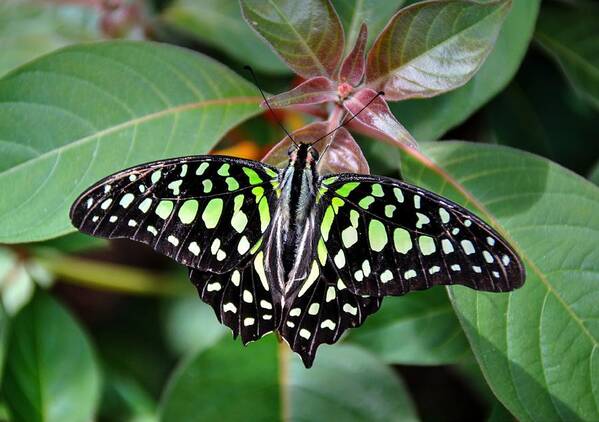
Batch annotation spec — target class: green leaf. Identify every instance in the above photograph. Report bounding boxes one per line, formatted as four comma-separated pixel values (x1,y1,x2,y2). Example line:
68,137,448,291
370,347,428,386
30,232,107,254
0,1,101,77
0,304,8,382
161,0,289,74
240,0,345,79
482,53,599,176
589,161,599,186
162,296,226,356
332,0,404,56
346,289,469,365
2,293,101,422
0,41,262,243
401,142,599,421
392,0,540,141
535,2,599,111
365,0,511,101
100,369,157,422
160,337,419,421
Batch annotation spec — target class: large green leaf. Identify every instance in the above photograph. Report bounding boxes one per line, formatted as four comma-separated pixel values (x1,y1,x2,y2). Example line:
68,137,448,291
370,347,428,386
400,142,599,421
535,2,599,111
2,293,101,422
0,0,101,77
346,288,469,365
392,0,540,141
160,337,418,421
161,0,289,74
0,41,262,243
365,0,511,101
240,0,345,79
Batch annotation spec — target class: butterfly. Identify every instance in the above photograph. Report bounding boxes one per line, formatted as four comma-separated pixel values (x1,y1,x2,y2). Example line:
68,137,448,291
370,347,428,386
70,139,525,367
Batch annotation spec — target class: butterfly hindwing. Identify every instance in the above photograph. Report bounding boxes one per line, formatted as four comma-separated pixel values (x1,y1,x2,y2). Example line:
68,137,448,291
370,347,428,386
188,249,280,344
70,156,280,273
317,174,525,297
280,258,382,367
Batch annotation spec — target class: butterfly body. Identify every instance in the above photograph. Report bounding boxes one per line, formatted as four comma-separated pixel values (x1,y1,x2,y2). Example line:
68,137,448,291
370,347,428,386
70,142,525,367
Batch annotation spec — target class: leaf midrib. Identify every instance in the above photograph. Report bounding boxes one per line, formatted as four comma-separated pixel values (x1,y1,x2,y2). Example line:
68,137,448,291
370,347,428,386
367,1,509,89
267,0,329,76
0,96,260,179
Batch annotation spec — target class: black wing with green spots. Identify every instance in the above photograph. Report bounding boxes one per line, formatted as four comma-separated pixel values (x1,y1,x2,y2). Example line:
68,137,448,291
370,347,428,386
316,174,525,297
70,155,280,274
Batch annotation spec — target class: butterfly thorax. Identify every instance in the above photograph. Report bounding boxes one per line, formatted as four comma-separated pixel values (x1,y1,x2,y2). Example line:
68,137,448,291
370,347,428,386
264,143,319,304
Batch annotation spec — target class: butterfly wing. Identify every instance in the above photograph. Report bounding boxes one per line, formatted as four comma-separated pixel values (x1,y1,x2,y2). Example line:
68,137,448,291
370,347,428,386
188,249,279,345
70,155,280,274
280,258,381,367
316,174,525,296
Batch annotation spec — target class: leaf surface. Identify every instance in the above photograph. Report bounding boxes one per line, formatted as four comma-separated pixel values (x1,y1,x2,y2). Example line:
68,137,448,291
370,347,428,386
0,1,101,77
535,2,599,110
160,337,419,421
241,0,345,78
161,0,289,74
2,293,100,422
332,0,403,56
392,0,540,141
401,141,599,421
0,41,262,243
366,0,511,101
346,289,469,365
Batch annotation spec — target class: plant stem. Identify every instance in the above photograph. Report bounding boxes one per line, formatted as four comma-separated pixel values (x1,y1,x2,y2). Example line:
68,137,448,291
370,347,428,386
277,337,291,421
36,253,191,296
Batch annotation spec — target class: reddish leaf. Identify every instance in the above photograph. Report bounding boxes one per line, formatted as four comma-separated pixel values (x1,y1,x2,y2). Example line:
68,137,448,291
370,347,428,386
262,121,369,174
338,23,367,87
241,0,345,79
344,88,418,149
262,77,337,109
365,0,511,100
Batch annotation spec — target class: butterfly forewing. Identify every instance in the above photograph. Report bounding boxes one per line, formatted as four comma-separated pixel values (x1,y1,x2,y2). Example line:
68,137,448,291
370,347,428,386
70,156,280,273
317,174,525,297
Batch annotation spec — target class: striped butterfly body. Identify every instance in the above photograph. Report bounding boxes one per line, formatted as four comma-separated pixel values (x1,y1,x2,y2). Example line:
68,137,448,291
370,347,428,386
70,143,525,367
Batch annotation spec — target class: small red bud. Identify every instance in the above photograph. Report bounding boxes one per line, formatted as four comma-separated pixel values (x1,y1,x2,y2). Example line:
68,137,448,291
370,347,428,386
338,82,353,100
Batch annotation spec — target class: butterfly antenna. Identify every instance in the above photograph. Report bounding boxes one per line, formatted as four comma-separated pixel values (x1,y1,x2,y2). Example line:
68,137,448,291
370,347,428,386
244,65,298,147
310,91,384,146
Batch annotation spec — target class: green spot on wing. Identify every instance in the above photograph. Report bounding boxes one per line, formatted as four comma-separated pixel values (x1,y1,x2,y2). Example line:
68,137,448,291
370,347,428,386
178,200,199,224
336,182,359,197
321,206,335,241
358,196,375,209
243,167,263,185
331,197,344,213
419,236,436,256
155,200,174,219
225,177,239,191
393,228,412,254
217,163,230,176
368,219,388,252
265,167,278,178
371,184,384,197
202,198,223,229
196,162,209,176
317,238,327,265
257,197,270,232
